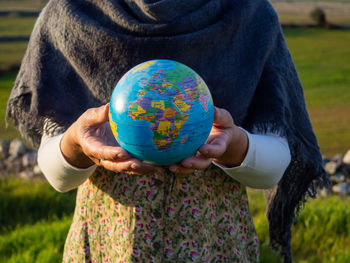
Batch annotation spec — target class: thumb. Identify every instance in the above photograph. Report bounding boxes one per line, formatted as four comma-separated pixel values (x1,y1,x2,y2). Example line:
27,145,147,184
81,104,110,126
213,107,234,128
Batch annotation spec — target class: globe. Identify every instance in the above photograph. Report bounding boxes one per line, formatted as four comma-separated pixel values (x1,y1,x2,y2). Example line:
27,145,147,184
109,59,214,166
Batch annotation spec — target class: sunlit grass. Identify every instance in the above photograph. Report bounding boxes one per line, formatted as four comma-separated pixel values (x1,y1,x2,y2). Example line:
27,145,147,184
0,42,27,72
0,177,75,263
0,73,20,139
0,0,46,11
2,177,350,263
283,28,350,156
0,215,72,263
0,16,37,36
247,190,350,263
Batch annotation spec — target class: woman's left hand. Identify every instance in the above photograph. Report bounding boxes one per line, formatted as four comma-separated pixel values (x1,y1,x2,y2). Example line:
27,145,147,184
168,106,249,174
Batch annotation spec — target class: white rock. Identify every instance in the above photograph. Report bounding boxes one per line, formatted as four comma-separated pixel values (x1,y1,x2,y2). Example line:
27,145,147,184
317,187,331,197
0,139,10,159
9,139,26,157
343,150,350,165
5,155,22,173
330,172,345,184
332,154,344,164
332,183,350,195
324,161,338,175
22,152,38,167
33,165,42,175
19,170,35,179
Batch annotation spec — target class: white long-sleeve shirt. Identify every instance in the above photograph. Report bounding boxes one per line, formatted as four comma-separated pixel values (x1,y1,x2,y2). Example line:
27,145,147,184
38,130,291,192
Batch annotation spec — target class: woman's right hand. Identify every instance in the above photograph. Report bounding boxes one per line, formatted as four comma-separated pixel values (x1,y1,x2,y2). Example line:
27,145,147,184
60,104,163,175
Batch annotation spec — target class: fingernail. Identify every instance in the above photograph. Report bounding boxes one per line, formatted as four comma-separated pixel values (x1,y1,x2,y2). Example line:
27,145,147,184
131,163,141,169
183,163,192,168
117,154,124,159
169,167,177,173
118,153,128,159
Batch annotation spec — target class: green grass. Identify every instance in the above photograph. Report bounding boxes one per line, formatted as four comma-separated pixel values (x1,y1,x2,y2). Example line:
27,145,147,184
284,28,350,108
0,215,72,263
0,177,75,262
0,16,37,36
278,13,350,26
282,28,350,156
248,190,350,263
0,42,27,72
0,73,20,138
2,177,350,263
0,177,76,232
0,0,47,11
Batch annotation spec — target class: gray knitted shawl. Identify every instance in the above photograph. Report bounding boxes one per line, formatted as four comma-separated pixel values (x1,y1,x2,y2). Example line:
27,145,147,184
6,0,328,261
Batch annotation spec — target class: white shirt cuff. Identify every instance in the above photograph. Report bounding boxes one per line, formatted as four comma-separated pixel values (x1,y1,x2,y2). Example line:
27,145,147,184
38,133,97,192
213,129,291,189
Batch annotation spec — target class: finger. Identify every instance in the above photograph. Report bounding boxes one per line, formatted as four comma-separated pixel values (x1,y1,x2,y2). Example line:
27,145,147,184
134,162,165,174
84,141,130,161
169,164,196,175
81,104,109,127
199,138,227,158
181,153,212,169
213,107,234,128
100,158,162,175
99,158,142,173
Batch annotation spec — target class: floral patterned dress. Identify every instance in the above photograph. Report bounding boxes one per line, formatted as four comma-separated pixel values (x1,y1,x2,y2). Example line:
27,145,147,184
63,165,259,263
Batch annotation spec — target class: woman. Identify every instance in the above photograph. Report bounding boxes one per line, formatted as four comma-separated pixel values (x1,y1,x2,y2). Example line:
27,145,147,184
6,0,327,262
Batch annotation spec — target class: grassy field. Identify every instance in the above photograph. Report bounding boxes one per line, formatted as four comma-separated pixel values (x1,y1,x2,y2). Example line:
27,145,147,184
248,189,350,263
0,178,75,263
0,42,27,72
0,7,350,263
2,177,350,262
0,0,46,11
0,73,20,138
284,28,350,156
0,16,37,36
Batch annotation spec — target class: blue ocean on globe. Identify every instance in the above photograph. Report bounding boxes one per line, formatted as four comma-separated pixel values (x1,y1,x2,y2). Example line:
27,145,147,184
109,59,214,166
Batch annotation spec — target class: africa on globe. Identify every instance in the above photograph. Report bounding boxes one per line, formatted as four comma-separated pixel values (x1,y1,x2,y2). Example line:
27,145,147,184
109,59,214,166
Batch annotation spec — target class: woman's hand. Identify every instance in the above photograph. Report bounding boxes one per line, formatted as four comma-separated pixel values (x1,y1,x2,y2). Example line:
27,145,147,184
169,107,249,174
61,104,163,175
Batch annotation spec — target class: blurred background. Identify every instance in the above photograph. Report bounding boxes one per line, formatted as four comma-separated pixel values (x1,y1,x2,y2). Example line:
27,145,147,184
0,0,349,262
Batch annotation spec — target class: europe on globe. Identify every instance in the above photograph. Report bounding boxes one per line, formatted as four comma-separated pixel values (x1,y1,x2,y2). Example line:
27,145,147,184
109,59,214,166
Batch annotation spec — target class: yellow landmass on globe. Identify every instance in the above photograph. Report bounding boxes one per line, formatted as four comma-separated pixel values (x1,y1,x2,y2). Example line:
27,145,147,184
196,77,208,94
173,98,191,113
132,61,156,73
154,139,169,147
173,116,189,135
137,105,146,114
145,115,155,121
151,100,165,111
109,112,118,138
129,103,146,118
138,90,147,96
162,82,173,88
157,121,171,134
164,108,177,118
